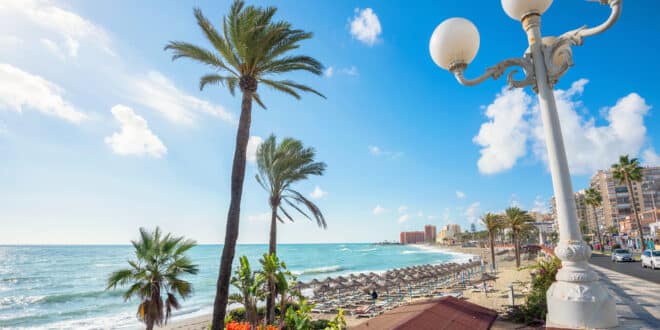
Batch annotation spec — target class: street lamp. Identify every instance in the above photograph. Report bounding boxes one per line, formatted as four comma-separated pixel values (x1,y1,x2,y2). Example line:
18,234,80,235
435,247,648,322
429,0,622,328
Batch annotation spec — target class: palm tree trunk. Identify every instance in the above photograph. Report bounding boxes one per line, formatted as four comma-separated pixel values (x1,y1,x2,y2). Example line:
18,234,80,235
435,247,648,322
266,203,278,324
593,205,604,252
211,91,253,330
513,234,520,268
269,203,278,256
489,232,496,270
625,177,646,250
279,294,287,327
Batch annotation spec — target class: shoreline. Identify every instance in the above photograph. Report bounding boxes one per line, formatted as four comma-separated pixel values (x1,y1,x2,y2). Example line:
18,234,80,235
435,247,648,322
158,244,479,329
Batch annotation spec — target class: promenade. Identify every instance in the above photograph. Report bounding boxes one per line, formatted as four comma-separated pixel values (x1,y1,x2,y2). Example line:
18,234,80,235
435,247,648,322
591,264,660,329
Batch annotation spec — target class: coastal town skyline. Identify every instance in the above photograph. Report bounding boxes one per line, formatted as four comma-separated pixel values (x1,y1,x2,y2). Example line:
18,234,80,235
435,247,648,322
2,0,660,245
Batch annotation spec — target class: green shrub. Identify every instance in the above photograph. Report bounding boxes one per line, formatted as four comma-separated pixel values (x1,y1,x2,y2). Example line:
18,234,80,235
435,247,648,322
228,307,247,322
310,319,331,329
612,243,621,250
503,256,561,325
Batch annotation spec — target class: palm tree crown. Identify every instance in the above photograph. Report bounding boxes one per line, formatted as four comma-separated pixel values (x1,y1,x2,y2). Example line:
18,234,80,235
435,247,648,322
611,154,646,249
107,227,199,330
584,188,604,249
504,207,534,268
256,135,327,231
165,0,325,107
481,212,502,270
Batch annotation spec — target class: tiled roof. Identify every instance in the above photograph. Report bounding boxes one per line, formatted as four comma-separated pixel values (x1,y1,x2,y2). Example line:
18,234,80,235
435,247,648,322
352,296,498,330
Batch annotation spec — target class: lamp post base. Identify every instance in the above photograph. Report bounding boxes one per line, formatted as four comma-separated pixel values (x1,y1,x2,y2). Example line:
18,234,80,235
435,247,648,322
546,280,617,329
546,242,618,329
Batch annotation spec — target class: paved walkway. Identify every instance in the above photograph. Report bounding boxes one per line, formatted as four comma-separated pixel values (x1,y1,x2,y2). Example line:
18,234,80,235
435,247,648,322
591,264,660,329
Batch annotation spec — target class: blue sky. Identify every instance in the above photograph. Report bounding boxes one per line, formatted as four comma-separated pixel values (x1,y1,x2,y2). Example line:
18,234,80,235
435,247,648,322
1,0,658,244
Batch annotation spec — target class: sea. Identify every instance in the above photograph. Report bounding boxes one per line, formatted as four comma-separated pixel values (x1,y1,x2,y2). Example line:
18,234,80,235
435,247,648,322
0,244,472,329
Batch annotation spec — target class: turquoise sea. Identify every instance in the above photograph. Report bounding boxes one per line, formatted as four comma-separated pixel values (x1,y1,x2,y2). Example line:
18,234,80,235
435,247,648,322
0,244,471,329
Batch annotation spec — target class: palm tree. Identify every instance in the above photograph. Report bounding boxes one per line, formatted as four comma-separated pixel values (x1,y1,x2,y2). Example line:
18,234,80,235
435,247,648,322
107,228,199,330
611,155,646,250
481,212,502,271
584,188,604,251
228,256,265,327
258,253,294,325
255,135,326,322
504,207,534,268
164,2,324,327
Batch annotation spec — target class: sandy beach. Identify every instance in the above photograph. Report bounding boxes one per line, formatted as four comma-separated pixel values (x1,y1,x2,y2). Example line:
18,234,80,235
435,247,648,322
159,244,535,329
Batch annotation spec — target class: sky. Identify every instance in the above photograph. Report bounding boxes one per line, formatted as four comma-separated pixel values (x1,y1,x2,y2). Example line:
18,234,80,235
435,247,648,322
1,0,659,245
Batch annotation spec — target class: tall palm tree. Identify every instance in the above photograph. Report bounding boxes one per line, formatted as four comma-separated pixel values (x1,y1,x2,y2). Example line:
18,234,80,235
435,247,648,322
585,188,604,251
504,207,534,268
611,155,646,250
256,135,327,256
255,135,326,322
481,212,502,271
107,228,199,330
165,2,324,327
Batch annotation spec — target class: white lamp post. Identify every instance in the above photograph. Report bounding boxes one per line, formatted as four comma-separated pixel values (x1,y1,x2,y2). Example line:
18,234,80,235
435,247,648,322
430,0,622,328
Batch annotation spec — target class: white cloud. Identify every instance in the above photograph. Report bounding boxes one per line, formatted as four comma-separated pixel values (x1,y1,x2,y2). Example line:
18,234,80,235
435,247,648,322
475,79,654,175
104,105,166,158
324,66,334,77
248,212,270,224
325,65,358,78
416,210,424,217
398,205,408,213
0,63,86,123
246,135,263,163
456,191,466,199
464,202,480,224
40,38,65,59
531,195,547,213
427,215,437,220
350,8,382,46
531,80,651,175
310,186,327,199
373,205,386,215
340,66,359,76
0,35,23,48
368,145,402,159
0,0,113,57
398,214,410,223
642,148,660,166
473,88,532,174
129,71,235,126
368,145,381,155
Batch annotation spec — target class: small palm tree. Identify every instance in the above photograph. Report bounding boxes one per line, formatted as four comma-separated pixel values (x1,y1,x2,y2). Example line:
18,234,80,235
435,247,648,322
165,1,324,327
228,256,265,327
107,228,199,330
585,188,604,251
481,212,502,271
611,155,646,249
504,207,534,268
255,135,326,322
259,253,293,325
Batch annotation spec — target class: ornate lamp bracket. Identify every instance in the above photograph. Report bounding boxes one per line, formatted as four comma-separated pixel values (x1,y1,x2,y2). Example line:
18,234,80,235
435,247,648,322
543,0,622,87
450,55,536,91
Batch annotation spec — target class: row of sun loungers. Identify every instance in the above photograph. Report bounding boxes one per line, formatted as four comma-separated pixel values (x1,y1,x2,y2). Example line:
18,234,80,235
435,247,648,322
304,261,486,318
